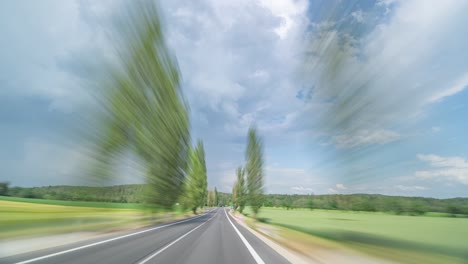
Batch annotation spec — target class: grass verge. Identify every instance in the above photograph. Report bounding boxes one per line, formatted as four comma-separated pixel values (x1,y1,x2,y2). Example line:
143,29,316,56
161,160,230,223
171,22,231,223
241,207,468,263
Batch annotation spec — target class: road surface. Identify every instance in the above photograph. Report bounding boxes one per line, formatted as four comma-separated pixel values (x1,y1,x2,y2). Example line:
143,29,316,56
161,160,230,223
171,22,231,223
0,208,290,264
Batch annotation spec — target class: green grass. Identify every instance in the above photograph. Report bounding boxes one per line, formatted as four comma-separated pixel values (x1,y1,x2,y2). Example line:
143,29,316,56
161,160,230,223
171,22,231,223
0,196,144,209
244,207,468,262
0,198,191,240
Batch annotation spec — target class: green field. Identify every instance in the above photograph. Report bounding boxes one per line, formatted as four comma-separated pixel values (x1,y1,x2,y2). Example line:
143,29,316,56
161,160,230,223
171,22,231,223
244,207,468,262
0,196,145,209
0,197,190,240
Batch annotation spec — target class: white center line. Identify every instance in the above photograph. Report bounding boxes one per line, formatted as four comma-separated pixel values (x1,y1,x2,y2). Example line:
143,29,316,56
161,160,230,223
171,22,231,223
137,210,217,264
224,209,265,264
14,210,214,264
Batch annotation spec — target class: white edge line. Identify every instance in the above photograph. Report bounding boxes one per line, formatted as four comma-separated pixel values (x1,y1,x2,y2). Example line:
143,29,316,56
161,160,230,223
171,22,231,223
137,210,216,264
14,209,215,264
224,209,265,264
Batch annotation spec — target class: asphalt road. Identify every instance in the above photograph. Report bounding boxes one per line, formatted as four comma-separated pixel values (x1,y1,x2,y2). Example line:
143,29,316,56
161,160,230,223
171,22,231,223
1,208,290,264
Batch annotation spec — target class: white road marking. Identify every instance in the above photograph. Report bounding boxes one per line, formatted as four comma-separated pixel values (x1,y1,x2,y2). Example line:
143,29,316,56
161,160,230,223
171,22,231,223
224,209,265,264
137,211,216,264
14,210,214,264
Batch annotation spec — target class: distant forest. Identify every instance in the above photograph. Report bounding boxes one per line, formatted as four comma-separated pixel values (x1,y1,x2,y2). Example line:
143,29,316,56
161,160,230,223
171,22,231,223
2,183,467,215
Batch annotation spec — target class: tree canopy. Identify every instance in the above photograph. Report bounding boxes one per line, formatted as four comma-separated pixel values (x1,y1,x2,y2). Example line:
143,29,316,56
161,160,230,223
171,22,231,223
245,126,264,216
183,140,208,213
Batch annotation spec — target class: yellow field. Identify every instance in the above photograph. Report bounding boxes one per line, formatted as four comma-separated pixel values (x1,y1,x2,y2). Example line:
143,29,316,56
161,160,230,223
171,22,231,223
0,200,188,239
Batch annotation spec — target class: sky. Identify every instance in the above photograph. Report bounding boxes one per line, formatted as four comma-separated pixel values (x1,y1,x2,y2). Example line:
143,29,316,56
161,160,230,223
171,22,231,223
1,0,468,198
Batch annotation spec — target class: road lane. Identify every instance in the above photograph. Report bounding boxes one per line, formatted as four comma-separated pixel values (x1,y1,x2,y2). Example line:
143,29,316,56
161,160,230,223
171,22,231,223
1,208,290,264
153,208,258,264
136,213,216,264
123,208,289,264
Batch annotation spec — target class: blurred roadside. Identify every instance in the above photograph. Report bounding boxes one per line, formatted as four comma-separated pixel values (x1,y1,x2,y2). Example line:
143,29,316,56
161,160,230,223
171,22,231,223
232,207,466,264
0,198,210,258
230,209,395,264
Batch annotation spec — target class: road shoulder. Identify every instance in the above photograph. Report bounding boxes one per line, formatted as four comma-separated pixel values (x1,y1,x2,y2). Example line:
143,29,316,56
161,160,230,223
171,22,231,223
229,210,312,264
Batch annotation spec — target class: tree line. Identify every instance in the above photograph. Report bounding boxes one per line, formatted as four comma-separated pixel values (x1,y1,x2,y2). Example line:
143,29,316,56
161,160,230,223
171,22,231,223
262,193,468,215
2,182,467,215
0,183,230,207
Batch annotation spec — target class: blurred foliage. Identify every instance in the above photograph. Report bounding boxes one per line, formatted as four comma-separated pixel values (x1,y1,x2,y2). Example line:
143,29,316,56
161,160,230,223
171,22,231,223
89,0,190,209
206,189,215,207
246,126,264,216
205,188,230,207
216,191,231,207
232,166,247,213
181,140,208,213
0,181,9,196
6,185,147,204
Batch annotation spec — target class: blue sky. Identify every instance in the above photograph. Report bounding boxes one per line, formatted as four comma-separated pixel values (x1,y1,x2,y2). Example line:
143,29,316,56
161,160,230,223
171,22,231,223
1,0,468,198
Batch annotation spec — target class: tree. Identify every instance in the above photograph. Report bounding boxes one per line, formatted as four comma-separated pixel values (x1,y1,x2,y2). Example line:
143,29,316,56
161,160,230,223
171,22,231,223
214,187,219,206
234,166,247,213
183,140,207,214
307,199,314,210
232,183,239,210
447,205,462,217
0,182,9,196
411,201,427,216
207,189,216,207
245,126,264,216
90,1,190,209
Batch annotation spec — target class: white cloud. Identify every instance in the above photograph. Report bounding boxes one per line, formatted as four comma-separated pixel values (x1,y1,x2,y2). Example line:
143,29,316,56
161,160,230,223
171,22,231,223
351,10,364,23
335,183,347,190
417,154,468,168
327,183,347,194
333,129,400,148
394,185,428,191
249,69,270,80
291,186,314,193
428,73,468,103
258,0,308,39
431,126,441,133
415,154,468,185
